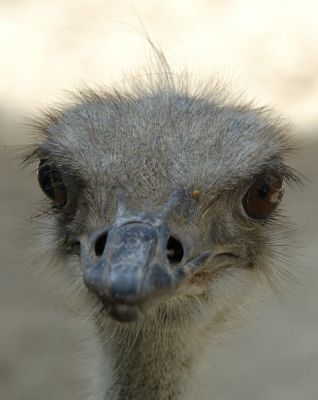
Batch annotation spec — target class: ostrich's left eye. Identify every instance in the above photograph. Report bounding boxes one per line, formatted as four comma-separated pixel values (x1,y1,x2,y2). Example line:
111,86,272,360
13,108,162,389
242,177,284,219
38,159,67,207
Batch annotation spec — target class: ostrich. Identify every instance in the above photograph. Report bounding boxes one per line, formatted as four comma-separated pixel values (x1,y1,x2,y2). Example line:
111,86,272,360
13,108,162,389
25,55,298,400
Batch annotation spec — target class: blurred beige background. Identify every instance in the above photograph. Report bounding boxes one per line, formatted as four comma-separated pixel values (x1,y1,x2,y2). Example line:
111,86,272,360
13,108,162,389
0,1,317,399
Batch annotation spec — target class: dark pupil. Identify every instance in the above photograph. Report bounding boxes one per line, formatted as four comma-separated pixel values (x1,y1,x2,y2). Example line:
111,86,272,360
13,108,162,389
39,163,55,199
258,185,269,198
38,161,66,206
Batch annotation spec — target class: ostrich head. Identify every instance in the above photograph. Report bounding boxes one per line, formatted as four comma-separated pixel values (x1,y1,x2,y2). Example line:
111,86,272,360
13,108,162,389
25,68,297,330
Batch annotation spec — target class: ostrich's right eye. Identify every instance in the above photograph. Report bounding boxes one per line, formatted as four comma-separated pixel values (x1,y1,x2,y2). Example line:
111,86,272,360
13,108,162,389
38,160,67,207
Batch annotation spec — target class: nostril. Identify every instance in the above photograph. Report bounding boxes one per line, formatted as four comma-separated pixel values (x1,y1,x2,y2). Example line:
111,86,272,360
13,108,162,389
167,236,184,264
94,232,108,257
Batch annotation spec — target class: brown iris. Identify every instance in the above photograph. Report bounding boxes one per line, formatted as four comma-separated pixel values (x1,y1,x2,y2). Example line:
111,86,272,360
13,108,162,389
242,177,284,219
38,160,67,207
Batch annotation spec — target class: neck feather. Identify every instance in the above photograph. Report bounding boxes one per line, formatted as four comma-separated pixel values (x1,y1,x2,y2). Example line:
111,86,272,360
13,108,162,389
98,319,206,400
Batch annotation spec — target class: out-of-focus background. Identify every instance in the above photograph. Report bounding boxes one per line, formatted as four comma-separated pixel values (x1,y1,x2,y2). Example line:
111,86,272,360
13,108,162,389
0,1,317,399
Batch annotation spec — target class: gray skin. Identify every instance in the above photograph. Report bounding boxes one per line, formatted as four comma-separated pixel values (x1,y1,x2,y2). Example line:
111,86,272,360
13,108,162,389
25,59,298,400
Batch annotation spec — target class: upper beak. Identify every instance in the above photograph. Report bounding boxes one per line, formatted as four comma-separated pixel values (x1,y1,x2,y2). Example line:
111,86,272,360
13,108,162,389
81,221,175,321
80,219,208,322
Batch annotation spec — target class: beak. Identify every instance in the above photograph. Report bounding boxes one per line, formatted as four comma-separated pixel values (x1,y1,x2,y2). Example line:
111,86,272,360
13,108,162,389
80,220,176,322
81,217,210,322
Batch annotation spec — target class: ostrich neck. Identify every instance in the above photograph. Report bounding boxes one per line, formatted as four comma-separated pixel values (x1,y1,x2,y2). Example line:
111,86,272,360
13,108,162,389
100,323,200,400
